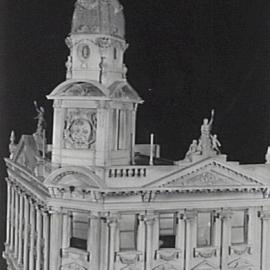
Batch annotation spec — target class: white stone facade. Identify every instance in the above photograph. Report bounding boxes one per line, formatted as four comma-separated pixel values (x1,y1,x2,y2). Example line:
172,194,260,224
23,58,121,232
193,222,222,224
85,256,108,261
3,1,270,270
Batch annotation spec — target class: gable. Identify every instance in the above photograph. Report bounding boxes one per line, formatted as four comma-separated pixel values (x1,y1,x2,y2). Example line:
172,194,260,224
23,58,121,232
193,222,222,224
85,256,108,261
144,158,265,190
13,135,41,172
192,260,218,270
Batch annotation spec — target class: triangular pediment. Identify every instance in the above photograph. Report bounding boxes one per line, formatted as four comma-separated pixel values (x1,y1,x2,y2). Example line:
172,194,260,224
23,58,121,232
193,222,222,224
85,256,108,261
144,158,265,190
13,135,41,172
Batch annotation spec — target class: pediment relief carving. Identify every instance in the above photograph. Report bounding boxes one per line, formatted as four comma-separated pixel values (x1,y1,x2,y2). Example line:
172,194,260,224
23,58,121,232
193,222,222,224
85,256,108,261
60,262,86,270
228,258,253,269
191,260,218,270
44,166,104,190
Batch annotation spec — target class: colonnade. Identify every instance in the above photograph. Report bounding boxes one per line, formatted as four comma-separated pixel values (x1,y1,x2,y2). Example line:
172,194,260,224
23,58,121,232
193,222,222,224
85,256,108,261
4,179,50,270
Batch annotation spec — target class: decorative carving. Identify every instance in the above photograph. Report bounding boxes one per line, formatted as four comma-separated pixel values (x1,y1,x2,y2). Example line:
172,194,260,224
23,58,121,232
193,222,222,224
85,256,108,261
227,258,253,269
63,109,97,149
153,264,178,270
117,252,141,265
60,262,87,270
194,247,217,258
9,130,17,159
229,246,251,256
191,260,218,270
141,191,155,203
65,56,72,79
78,0,98,10
33,101,46,136
156,249,181,261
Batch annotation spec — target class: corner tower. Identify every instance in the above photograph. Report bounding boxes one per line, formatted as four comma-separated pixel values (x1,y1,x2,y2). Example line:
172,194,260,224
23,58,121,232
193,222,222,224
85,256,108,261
47,0,142,168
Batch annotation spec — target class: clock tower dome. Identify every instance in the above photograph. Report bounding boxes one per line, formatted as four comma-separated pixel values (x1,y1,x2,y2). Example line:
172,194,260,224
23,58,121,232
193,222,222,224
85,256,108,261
47,0,142,168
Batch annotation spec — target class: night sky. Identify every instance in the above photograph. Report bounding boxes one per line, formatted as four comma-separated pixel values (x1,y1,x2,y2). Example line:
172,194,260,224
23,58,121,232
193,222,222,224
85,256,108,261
0,0,270,266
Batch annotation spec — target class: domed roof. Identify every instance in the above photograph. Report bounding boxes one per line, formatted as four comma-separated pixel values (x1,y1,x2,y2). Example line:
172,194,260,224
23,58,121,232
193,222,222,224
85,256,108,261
71,0,125,39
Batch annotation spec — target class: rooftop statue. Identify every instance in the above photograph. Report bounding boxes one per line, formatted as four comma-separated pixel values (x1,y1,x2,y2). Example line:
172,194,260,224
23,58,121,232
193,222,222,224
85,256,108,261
9,130,17,159
34,101,46,136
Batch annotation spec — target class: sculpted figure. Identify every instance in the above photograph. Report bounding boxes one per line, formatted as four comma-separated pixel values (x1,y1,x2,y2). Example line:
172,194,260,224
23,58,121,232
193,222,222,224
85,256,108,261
185,139,200,161
34,101,46,135
201,109,214,137
211,134,221,154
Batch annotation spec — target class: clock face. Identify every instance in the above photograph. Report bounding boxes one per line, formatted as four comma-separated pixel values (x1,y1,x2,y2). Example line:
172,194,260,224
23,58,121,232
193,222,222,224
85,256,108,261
69,119,92,146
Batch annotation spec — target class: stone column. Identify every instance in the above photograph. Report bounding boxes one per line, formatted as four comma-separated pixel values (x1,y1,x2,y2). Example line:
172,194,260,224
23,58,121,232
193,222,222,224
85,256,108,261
220,209,233,270
9,185,15,253
212,212,221,251
261,210,270,270
35,206,42,270
100,217,109,270
23,195,30,270
5,180,11,248
49,209,63,270
14,189,19,259
175,212,185,269
185,211,197,270
137,214,146,254
42,210,50,270
108,217,118,270
29,200,36,270
88,213,101,270
62,210,71,249
145,215,156,270
17,192,24,265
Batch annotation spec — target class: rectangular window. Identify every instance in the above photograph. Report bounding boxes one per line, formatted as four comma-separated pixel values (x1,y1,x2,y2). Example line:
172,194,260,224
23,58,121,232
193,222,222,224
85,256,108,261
231,210,248,245
197,212,212,247
70,214,88,250
159,213,176,248
119,214,137,251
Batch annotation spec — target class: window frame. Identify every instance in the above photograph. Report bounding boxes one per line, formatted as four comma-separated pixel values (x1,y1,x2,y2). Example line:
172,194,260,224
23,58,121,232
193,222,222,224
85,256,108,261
159,212,177,249
231,209,249,246
196,211,214,248
119,214,138,252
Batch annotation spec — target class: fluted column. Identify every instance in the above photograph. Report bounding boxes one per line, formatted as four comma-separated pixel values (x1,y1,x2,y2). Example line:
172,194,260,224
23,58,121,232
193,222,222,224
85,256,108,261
49,209,63,270
10,185,15,253
88,213,101,270
14,189,19,259
29,200,36,270
145,215,156,270
5,180,11,248
185,211,196,270
261,210,270,270
220,209,233,270
17,192,24,265
23,195,30,270
108,216,118,270
42,210,49,270
35,206,42,270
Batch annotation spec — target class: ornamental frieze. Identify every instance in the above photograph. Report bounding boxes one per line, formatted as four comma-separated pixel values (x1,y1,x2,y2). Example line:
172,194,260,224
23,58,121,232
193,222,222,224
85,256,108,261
63,109,97,150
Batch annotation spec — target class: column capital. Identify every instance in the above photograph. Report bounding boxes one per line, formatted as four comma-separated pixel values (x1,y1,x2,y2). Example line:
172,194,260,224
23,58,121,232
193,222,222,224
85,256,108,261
260,210,270,220
220,209,233,220
184,210,197,221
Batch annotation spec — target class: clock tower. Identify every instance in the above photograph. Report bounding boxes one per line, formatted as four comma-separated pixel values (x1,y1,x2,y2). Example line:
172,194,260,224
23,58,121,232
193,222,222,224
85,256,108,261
47,0,142,168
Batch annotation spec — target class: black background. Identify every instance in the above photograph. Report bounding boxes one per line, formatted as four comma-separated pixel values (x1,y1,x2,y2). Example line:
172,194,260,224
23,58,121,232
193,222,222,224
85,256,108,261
0,0,270,267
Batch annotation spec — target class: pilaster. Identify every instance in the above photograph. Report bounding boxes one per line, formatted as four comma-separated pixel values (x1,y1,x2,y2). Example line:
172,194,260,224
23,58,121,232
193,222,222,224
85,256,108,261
35,206,42,270
49,208,63,270
261,210,270,270
5,180,11,248
175,212,185,270
17,191,24,265
220,209,233,270
62,210,71,249
10,185,15,253
137,214,145,253
108,216,118,270
88,213,101,270
185,210,197,270
145,214,156,270
14,189,19,259
42,210,50,270
29,200,36,270
100,217,109,270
